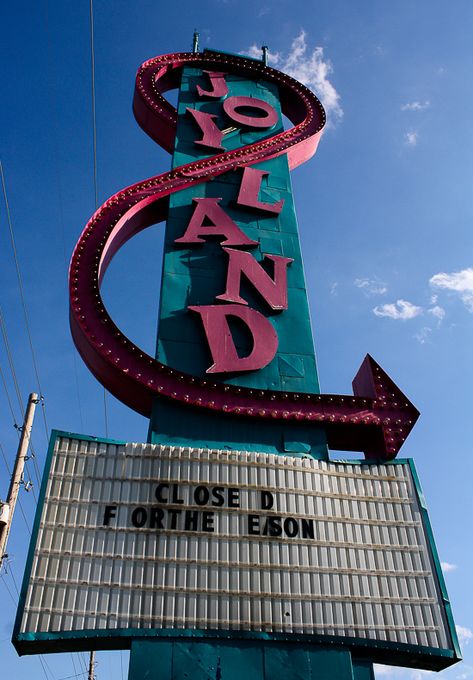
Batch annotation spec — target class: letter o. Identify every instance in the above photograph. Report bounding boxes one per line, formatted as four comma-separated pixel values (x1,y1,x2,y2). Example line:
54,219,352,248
131,507,147,528
284,517,299,538
194,485,210,506
223,96,278,128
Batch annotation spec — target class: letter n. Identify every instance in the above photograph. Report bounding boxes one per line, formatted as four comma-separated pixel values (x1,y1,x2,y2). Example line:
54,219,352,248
188,304,278,373
216,248,293,310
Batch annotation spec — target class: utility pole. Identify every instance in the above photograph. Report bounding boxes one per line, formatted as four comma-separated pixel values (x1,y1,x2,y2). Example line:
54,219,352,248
88,650,96,680
0,392,38,571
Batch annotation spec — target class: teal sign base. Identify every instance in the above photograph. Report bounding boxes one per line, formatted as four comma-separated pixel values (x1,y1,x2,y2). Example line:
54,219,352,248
128,638,374,680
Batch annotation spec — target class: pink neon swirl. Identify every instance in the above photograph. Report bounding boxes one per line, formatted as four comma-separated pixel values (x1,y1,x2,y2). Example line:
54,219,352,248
69,51,417,459
70,51,325,412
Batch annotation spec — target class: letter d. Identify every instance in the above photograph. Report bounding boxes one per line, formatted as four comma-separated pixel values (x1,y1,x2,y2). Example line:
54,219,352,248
189,304,278,374
261,490,274,510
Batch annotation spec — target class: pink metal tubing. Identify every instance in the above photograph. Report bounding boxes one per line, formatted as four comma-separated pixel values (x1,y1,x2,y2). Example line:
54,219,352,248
69,51,418,459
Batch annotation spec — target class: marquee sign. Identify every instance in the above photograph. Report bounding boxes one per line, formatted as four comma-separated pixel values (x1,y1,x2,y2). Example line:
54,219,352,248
13,432,459,671
14,47,460,678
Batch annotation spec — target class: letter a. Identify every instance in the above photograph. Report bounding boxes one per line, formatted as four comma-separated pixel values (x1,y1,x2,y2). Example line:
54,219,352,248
175,198,258,247
216,248,293,310
188,304,278,373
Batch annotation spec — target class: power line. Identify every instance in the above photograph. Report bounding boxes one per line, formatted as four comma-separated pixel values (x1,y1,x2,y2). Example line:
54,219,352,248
0,360,19,425
0,306,24,415
89,0,109,439
0,570,16,604
41,0,85,435
0,306,42,496
38,654,53,680
0,161,50,440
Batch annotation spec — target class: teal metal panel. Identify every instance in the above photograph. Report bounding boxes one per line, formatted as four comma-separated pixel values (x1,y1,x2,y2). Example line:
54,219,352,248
265,646,354,679
150,65,327,455
407,458,462,661
156,67,320,394
128,639,354,680
352,660,375,680
149,399,328,457
128,640,173,679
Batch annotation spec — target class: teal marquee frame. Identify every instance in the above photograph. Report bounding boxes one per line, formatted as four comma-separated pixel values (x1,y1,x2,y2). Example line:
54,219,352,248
13,430,461,672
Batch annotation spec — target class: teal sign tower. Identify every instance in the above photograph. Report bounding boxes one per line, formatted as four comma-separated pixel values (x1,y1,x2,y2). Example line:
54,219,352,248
148,55,328,458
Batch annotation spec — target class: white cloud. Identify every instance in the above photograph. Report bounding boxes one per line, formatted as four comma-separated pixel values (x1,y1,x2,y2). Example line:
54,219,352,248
373,665,433,679
457,665,473,680
430,267,473,312
401,101,430,111
457,625,473,646
428,305,445,321
244,31,343,125
441,561,457,573
373,299,423,320
415,326,432,344
330,282,339,296
355,277,387,296
405,130,418,146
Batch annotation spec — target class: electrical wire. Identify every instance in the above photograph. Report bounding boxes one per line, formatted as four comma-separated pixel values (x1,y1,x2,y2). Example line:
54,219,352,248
0,308,40,499
0,306,24,415
7,563,20,595
89,0,109,439
0,361,19,425
0,443,32,534
41,654,56,680
38,654,53,680
0,570,16,604
0,161,50,440
41,0,85,435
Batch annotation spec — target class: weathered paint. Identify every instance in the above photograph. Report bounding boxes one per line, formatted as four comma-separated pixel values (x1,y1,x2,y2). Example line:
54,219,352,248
127,639,355,680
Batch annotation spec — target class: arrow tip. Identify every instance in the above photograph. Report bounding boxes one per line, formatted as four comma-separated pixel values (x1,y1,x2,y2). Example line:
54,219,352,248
353,354,420,460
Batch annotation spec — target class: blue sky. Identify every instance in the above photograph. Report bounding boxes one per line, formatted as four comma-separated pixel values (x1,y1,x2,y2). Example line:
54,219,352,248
1,1,472,679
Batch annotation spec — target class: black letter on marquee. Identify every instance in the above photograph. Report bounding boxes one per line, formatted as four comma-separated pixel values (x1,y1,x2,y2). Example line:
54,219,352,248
155,483,169,503
131,507,147,528
248,514,260,535
202,511,215,532
184,510,199,531
260,491,274,510
284,517,299,538
211,487,224,507
263,516,282,537
171,485,184,504
149,507,165,529
228,488,240,508
301,518,314,539
103,505,117,526
194,485,210,506
168,509,182,530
